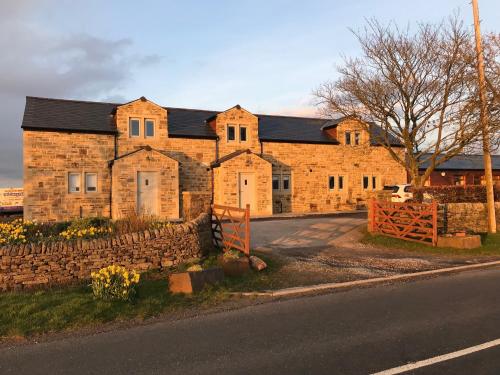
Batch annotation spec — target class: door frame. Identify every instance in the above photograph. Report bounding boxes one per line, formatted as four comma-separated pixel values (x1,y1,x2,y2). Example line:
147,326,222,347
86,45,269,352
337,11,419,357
238,172,255,210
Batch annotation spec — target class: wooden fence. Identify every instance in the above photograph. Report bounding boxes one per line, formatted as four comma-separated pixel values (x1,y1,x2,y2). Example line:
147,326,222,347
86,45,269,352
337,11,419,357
369,199,438,246
211,204,250,256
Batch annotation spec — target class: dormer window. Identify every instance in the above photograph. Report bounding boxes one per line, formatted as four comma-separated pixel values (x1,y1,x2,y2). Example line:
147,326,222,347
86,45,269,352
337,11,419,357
345,131,351,145
145,119,155,138
129,118,140,137
227,125,236,142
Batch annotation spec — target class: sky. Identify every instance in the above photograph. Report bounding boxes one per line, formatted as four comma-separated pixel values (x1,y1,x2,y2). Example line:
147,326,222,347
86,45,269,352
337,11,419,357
1,0,499,187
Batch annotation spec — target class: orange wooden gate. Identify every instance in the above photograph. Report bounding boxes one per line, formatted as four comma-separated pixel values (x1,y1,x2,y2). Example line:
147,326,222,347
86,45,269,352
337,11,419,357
211,204,250,256
369,199,438,246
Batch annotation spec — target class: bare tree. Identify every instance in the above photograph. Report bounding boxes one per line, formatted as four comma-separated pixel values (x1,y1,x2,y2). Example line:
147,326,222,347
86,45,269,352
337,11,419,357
314,16,486,187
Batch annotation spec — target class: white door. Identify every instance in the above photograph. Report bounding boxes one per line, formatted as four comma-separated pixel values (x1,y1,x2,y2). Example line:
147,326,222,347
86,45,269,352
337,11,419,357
239,173,254,209
137,172,158,216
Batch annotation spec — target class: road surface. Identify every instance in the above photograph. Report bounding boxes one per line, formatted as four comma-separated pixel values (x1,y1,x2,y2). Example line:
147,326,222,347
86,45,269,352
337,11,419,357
1,268,500,374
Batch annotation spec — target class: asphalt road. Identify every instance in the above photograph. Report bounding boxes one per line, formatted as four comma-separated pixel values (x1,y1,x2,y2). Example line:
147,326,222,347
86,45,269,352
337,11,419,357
2,268,500,375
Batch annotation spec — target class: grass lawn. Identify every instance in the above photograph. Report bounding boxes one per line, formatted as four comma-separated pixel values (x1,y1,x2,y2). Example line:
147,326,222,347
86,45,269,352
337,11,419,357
0,254,291,339
361,232,500,256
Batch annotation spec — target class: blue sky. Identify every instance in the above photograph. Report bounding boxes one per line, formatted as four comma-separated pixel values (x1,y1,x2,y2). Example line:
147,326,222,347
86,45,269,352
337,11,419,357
0,0,499,187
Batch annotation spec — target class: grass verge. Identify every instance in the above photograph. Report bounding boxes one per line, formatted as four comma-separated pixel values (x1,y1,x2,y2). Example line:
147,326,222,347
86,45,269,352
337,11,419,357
0,254,293,339
361,232,500,256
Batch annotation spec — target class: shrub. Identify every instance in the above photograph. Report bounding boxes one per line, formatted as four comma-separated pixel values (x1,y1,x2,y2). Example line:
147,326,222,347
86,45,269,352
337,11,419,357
223,249,244,260
413,185,500,203
186,264,203,272
91,265,140,301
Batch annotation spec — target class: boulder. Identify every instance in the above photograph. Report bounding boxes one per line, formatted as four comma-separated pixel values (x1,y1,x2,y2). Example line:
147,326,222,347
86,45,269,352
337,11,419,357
249,256,267,271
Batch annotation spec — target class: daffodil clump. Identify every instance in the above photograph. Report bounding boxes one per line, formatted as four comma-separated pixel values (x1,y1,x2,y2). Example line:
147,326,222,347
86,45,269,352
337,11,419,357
59,226,112,240
91,265,140,301
0,218,30,245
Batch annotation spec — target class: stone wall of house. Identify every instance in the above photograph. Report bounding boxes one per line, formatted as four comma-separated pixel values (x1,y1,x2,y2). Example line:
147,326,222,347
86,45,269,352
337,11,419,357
213,151,273,216
111,148,180,219
23,130,115,222
0,213,214,291
262,140,406,213
443,202,500,233
182,191,212,221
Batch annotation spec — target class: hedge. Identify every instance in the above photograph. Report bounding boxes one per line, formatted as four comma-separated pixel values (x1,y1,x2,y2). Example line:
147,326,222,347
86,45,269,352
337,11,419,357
413,185,500,203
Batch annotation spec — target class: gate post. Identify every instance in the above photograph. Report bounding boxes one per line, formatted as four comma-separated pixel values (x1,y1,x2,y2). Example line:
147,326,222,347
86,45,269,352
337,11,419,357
245,204,250,256
432,200,438,246
369,198,376,233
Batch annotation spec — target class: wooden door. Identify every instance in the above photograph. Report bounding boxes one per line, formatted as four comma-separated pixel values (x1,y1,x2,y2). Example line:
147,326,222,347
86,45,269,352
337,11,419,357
137,172,158,216
239,173,254,210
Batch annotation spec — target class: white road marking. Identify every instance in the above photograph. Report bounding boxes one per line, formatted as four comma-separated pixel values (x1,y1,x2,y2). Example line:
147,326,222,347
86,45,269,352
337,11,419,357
372,338,500,375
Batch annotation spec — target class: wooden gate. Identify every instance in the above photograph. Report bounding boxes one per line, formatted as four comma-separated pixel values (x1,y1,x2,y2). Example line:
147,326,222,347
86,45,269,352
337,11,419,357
211,204,250,255
369,199,438,246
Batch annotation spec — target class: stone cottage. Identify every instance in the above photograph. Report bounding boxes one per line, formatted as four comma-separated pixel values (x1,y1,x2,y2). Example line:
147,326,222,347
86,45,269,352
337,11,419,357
21,96,406,222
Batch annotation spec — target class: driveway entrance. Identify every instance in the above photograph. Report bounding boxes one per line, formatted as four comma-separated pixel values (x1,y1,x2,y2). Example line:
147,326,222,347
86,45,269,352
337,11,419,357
251,213,367,251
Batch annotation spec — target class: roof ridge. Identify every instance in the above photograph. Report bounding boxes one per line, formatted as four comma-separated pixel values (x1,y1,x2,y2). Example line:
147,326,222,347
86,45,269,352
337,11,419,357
26,96,120,106
26,96,333,121
256,113,329,121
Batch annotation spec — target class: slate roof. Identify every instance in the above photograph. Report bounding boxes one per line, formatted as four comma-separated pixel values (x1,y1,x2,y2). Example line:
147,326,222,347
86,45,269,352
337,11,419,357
418,153,500,170
21,96,402,146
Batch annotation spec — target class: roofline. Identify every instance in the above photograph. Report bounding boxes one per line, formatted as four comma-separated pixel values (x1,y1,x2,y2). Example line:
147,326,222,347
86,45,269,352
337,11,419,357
168,134,217,140
21,126,117,135
260,138,340,145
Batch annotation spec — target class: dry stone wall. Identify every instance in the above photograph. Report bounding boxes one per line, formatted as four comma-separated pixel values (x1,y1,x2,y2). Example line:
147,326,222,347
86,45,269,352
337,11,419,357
0,213,214,291
444,202,500,233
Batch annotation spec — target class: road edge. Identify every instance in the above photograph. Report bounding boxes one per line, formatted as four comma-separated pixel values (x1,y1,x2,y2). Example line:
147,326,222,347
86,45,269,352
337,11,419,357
238,260,500,297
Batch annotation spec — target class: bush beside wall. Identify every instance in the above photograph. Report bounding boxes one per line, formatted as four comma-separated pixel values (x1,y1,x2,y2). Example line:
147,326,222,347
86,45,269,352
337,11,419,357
414,185,500,203
0,213,214,291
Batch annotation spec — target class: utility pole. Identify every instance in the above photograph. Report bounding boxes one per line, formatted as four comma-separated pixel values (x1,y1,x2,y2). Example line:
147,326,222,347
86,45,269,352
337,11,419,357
472,0,497,233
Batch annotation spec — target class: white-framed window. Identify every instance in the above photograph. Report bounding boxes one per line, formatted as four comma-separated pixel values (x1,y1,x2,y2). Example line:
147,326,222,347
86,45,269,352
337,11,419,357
329,176,335,190
144,119,155,138
129,118,140,137
345,131,351,145
227,124,236,142
272,175,280,191
239,126,247,142
329,175,346,191
282,175,291,191
68,173,81,193
85,173,98,193
363,176,370,190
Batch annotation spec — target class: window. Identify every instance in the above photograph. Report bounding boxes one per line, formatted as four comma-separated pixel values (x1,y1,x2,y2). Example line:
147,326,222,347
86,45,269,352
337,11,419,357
272,175,280,190
472,175,481,185
68,173,81,193
345,131,351,145
282,175,291,191
129,118,140,137
363,176,369,190
338,176,344,190
144,119,155,137
227,125,236,141
85,173,97,193
240,126,247,142
354,132,360,145
372,176,377,190
453,175,465,186
329,176,335,190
